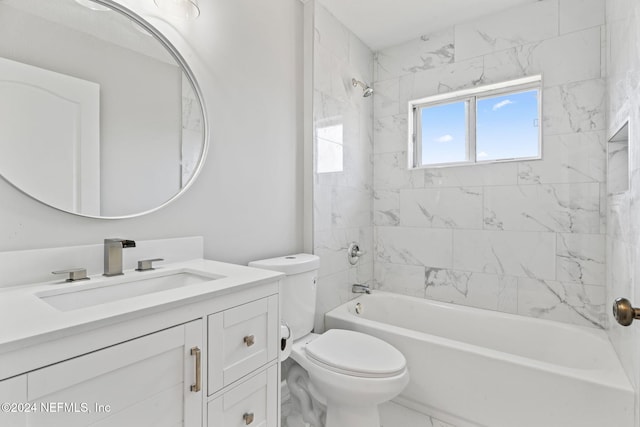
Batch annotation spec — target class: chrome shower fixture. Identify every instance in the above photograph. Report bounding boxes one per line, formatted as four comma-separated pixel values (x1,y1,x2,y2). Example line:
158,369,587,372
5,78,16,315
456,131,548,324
352,78,373,97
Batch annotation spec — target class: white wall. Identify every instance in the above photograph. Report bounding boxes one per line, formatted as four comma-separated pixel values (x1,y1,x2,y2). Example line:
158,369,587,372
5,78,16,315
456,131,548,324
0,0,304,265
371,0,607,328
606,0,640,421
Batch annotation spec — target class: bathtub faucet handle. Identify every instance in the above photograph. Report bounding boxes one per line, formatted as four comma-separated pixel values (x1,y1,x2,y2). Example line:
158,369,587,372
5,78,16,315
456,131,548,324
348,242,366,265
352,283,371,294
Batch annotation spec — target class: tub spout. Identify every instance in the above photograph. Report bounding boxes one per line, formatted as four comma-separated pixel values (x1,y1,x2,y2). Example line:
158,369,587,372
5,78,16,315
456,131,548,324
352,283,371,294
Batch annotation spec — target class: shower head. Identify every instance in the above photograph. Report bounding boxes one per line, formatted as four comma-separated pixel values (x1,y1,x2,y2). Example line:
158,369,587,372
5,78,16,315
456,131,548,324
352,78,373,97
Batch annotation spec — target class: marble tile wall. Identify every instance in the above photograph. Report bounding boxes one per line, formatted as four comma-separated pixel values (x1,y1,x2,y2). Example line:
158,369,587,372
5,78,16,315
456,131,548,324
605,0,640,418
312,2,374,332
372,0,607,328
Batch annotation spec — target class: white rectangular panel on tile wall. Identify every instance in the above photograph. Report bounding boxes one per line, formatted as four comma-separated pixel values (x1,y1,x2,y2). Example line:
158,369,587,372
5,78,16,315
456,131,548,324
452,230,556,280
399,187,483,229
454,0,559,61
483,183,601,233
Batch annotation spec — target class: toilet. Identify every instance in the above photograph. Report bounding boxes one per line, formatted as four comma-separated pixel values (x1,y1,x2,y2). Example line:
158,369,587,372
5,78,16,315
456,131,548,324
249,254,409,427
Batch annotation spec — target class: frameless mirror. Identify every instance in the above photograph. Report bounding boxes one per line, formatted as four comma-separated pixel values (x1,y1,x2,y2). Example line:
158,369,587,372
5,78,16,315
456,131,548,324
0,0,207,218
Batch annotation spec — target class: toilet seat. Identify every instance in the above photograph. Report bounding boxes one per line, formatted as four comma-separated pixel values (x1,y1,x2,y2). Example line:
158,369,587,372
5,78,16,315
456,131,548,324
304,329,406,378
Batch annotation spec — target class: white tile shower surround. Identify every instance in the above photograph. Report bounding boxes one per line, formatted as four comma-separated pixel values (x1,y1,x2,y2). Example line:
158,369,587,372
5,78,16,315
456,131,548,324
305,0,631,425
606,0,640,408
312,0,374,334
311,0,613,418
608,140,629,194
368,0,608,329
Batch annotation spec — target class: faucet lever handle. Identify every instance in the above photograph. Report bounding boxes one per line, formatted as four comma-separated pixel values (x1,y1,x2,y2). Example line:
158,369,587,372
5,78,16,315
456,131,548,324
136,258,164,271
52,268,89,282
347,242,366,265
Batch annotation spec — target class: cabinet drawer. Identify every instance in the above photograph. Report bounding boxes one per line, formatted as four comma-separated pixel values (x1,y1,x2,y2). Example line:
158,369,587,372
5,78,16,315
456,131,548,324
208,295,278,394
207,364,277,427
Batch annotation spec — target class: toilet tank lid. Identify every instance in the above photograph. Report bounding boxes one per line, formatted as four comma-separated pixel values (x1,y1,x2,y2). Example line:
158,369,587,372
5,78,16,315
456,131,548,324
249,253,320,275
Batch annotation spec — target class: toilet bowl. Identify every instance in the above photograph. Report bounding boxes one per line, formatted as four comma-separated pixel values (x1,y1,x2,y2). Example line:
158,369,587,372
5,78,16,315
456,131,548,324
291,330,409,427
248,254,409,427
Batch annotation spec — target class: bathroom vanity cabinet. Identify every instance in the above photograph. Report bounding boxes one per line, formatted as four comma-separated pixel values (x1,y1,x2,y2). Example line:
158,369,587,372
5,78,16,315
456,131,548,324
0,321,203,427
0,259,281,427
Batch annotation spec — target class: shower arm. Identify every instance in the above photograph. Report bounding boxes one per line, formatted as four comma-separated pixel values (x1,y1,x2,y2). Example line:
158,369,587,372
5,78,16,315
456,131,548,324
352,78,365,88
351,78,373,97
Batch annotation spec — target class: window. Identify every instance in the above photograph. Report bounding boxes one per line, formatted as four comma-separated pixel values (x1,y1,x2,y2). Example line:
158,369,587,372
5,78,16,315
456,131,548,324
409,76,541,168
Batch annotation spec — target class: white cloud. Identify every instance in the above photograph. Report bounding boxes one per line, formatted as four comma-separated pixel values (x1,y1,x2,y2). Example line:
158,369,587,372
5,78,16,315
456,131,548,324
434,134,453,143
492,99,514,111
478,151,488,158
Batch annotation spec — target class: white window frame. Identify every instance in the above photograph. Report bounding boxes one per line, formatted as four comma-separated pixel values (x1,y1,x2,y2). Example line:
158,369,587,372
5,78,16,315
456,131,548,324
408,75,542,169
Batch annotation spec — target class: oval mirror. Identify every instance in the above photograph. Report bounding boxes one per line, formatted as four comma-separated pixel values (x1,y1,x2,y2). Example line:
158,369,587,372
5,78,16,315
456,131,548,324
0,0,207,218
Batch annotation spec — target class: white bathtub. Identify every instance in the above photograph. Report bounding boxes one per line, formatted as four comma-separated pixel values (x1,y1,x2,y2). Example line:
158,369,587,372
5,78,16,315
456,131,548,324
324,291,634,427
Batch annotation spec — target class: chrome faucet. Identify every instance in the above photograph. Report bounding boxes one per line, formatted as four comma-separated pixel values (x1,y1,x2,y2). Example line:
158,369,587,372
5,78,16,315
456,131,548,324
352,283,371,294
104,238,136,276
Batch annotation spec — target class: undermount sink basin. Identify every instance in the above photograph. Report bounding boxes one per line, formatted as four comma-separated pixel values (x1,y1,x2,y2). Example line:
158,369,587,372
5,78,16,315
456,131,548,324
37,270,218,312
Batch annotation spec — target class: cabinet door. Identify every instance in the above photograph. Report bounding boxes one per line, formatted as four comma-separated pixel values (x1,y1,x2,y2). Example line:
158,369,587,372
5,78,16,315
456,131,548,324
25,320,202,427
208,295,278,393
208,364,277,427
0,375,27,427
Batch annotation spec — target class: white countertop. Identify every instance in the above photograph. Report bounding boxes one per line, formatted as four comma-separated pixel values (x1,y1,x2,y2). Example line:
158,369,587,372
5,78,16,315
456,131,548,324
0,259,283,354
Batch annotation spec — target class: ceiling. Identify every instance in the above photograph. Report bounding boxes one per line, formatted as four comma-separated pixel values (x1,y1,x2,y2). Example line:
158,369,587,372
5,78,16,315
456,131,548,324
318,0,540,51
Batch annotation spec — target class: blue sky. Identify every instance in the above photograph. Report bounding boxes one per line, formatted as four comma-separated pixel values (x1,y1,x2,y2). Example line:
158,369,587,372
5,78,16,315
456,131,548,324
421,101,467,165
421,89,539,165
476,90,539,161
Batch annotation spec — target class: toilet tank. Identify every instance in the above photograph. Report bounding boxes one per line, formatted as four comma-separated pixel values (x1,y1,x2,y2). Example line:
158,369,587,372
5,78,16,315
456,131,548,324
249,254,319,339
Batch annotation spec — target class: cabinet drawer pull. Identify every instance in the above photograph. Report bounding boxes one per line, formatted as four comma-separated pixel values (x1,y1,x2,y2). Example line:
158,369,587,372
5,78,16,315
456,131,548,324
243,412,255,425
243,335,255,347
190,346,201,392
